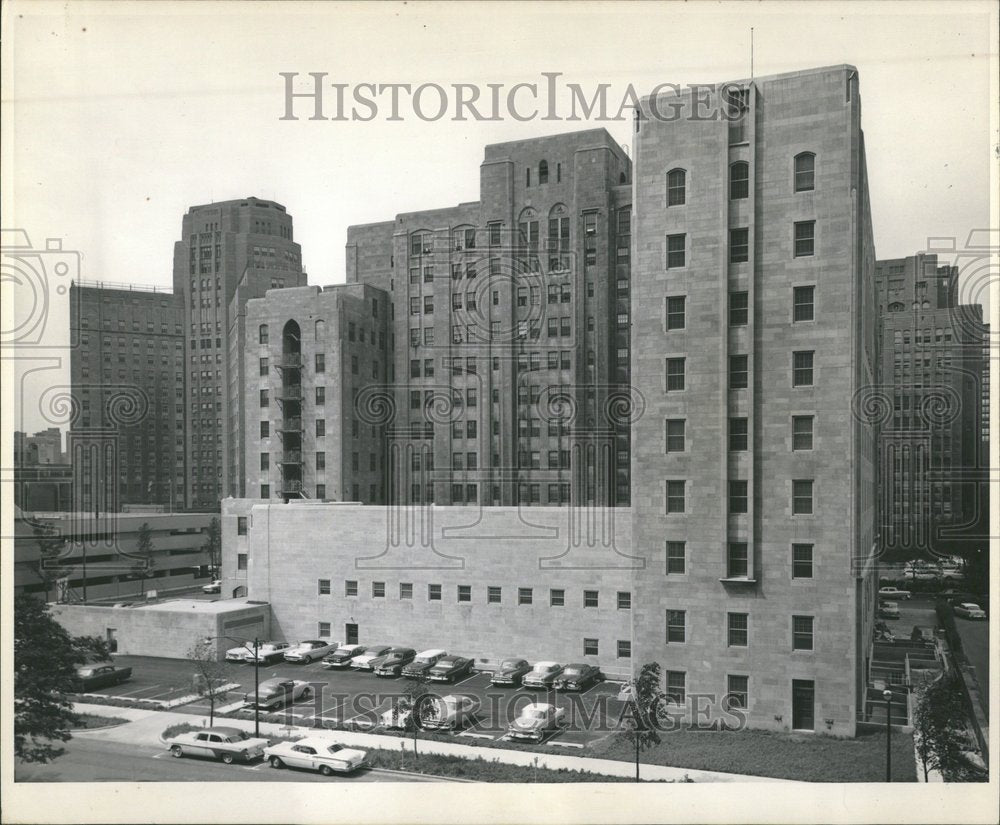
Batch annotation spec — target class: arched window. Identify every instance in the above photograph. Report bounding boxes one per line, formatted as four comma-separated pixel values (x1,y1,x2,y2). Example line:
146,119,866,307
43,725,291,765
729,162,749,200
794,152,815,192
539,160,549,185
666,169,686,206
315,319,326,339
888,302,905,313
232,586,247,598
258,324,269,345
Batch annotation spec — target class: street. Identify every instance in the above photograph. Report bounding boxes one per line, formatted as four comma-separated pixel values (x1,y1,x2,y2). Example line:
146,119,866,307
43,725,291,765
954,616,990,720
14,736,435,783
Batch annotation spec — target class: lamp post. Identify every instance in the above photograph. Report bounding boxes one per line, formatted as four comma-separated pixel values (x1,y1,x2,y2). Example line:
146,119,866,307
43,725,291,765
206,635,261,737
883,687,892,782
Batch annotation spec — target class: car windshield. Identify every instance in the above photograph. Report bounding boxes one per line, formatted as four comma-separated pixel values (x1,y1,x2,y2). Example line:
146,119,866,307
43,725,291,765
326,744,343,753
563,667,582,676
78,668,94,676
335,648,354,655
501,660,523,669
525,709,547,719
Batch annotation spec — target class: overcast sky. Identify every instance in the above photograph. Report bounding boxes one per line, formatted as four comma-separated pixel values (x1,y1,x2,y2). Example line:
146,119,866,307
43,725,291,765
3,0,996,436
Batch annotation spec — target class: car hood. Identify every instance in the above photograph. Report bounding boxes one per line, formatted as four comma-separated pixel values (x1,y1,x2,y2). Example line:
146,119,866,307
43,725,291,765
405,661,433,671
511,716,545,731
428,663,456,674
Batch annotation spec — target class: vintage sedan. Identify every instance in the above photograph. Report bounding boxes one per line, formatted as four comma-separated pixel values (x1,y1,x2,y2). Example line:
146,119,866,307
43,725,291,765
373,647,417,677
552,663,602,691
168,727,269,764
421,694,478,731
322,644,367,669
284,640,339,664
225,644,254,663
507,702,567,742
878,586,911,601
245,678,314,710
427,655,475,683
264,737,368,775
490,658,532,687
248,642,293,665
521,661,564,689
954,603,987,620
400,649,447,679
201,579,221,594
72,662,132,691
349,644,392,671
878,601,901,619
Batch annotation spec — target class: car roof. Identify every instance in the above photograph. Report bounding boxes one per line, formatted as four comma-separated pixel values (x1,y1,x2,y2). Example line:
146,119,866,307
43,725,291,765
206,727,246,737
563,663,589,669
388,646,415,654
338,644,364,650
523,702,555,712
533,661,560,668
259,677,292,687
416,649,447,657
295,736,351,749
300,639,328,645
436,654,462,662
959,602,980,608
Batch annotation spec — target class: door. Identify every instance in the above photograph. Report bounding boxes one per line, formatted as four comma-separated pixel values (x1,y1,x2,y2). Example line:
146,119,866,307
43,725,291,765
106,628,118,653
345,623,359,645
791,679,815,731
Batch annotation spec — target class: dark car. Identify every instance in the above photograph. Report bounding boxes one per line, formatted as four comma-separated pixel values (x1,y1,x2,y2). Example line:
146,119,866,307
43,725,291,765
322,644,367,669
401,649,447,679
72,662,132,692
552,663,602,691
427,655,475,683
490,657,532,687
372,647,417,677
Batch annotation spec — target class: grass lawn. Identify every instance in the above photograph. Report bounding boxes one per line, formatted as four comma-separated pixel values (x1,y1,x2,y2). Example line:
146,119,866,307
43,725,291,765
73,713,129,730
590,726,916,782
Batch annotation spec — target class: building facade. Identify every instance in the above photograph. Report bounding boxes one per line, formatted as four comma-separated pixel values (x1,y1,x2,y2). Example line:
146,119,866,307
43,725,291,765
874,253,989,555
629,65,879,735
239,283,390,503
69,282,186,514
14,428,65,465
346,129,633,507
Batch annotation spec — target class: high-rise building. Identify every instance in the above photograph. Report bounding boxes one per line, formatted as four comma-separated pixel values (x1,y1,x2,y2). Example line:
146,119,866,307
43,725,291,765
14,428,65,465
172,197,307,509
69,282,186,514
240,284,390,503
346,129,633,507
874,253,989,554
630,66,878,735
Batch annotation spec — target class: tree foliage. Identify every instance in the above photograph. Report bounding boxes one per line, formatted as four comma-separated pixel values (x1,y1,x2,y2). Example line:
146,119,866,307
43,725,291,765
913,670,988,782
619,662,667,750
187,640,230,726
13,594,91,763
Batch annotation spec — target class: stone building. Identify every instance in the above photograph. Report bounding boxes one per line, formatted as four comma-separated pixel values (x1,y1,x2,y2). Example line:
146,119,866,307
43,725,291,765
629,65,879,735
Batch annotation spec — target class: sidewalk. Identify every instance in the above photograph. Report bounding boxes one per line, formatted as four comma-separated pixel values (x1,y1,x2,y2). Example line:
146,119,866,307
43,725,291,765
72,702,795,783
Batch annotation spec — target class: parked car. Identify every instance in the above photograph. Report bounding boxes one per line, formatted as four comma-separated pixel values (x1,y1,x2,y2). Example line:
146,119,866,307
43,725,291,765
490,657,531,687
201,579,221,594
878,586,911,601
522,661,564,689
507,702,567,742
905,569,939,581
264,737,368,775
225,644,254,663
322,644,367,669
401,649,447,679
422,694,477,731
245,678,313,710
939,569,965,581
427,655,475,683
953,603,986,620
552,663,603,691
284,639,339,663
373,647,417,677
349,644,392,671
72,662,132,691
878,601,901,619
248,642,292,665
379,700,414,730
168,727,269,764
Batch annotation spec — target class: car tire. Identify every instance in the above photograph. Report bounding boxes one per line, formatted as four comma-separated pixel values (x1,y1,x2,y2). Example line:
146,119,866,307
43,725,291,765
320,764,334,777
222,752,234,764
170,745,183,758
270,756,284,769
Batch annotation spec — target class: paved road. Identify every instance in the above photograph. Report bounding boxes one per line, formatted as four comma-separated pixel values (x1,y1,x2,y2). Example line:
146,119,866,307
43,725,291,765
14,736,433,783
954,617,989,720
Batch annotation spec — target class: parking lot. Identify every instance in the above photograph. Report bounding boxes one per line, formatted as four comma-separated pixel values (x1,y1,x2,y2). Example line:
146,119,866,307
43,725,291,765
92,655,629,749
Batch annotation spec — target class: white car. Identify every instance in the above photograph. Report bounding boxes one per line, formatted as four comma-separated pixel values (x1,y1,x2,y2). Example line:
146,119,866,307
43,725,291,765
225,644,254,663
245,678,313,710
264,737,368,775
421,694,478,731
168,727,269,764
878,586,911,601
248,642,292,664
284,639,339,663
350,644,391,670
201,579,221,594
954,603,986,620
522,661,564,689
507,702,567,742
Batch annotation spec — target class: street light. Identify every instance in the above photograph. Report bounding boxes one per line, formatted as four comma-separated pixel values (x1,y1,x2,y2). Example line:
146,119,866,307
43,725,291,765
205,635,262,737
883,687,892,782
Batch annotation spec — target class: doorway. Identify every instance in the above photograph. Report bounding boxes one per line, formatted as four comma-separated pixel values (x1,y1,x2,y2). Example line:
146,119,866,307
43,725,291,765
792,679,815,731
345,623,358,645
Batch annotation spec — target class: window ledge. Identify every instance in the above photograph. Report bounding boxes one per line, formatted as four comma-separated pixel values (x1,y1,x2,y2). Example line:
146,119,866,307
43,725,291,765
719,576,757,584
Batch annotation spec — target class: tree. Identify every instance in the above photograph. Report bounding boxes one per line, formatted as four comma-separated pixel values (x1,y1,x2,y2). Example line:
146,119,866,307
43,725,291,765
913,670,987,782
34,526,72,603
187,640,230,727
131,522,156,597
399,672,431,757
13,594,92,763
616,662,667,781
202,517,221,579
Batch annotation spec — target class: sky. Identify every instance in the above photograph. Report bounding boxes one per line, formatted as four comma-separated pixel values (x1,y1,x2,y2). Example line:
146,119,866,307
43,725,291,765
2,0,996,437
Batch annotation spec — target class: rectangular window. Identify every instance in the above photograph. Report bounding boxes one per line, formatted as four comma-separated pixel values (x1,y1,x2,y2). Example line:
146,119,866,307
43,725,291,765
666,358,685,391
666,480,685,513
792,615,814,650
727,675,749,709
666,609,686,643
550,588,564,607
237,517,247,536
729,355,749,389
617,640,632,659
259,357,269,376
666,234,686,268
792,480,814,515
399,582,413,599
666,671,686,705
584,590,599,608
259,389,269,408
728,542,749,578
793,285,815,321
792,416,814,450
666,296,686,330
316,451,326,470
728,613,749,646
729,291,748,326
318,579,331,595
423,296,434,314
730,228,749,263
316,419,326,437
583,638,599,657
617,591,631,610
487,586,502,604
372,581,385,598
428,584,442,601
345,580,358,597
666,541,686,574
794,221,815,257
315,353,325,372
792,351,814,386
315,386,325,404
260,421,269,438
792,543,814,578
729,417,748,451
237,553,247,570
457,585,472,602
518,587,533,605
665,419,685,452
729,481,748,514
